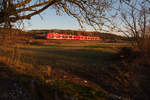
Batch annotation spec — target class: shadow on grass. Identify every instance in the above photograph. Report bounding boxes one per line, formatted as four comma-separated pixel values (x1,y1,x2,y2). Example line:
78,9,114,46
20,47,114,67
0,45,118,97
83,45,112,49
0,62,111,100
18,47,116,87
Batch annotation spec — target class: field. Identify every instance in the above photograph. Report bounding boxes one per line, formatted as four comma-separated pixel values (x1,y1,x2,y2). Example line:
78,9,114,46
0,39,129,100
20,42,118,69
0,39,127,69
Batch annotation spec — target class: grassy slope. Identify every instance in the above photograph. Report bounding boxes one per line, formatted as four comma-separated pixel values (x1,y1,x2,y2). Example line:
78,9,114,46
0,39,128,100
17,42,128,78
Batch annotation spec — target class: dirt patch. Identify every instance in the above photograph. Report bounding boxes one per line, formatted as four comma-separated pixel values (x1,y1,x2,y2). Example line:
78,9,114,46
0,62,111,100
0,64,32,100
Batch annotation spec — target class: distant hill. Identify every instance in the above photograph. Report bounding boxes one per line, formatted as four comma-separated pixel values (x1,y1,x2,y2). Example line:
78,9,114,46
0,28,128,42
28,29,126,42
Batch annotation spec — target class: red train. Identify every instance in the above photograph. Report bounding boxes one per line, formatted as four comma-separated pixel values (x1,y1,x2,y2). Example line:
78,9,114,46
44,33,101,40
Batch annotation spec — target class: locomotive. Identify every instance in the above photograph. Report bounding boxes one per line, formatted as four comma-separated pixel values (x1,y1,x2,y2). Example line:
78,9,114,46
44,33,101,40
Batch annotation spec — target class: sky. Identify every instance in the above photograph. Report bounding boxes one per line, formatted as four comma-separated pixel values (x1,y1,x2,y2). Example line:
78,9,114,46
23,9,121,35
22,3,121,34
23,8,91,31
22,3,122,36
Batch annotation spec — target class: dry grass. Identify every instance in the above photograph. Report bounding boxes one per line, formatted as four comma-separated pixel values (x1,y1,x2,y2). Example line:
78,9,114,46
0,38,130,100
0,57,111,100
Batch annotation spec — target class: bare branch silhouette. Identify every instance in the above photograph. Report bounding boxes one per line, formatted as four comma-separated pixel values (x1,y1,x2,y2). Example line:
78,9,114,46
0,0,113,28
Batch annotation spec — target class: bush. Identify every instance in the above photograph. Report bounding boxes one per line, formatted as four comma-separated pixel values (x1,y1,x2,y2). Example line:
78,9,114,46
138,38,150,57
106,47,150,99
114,47,141,62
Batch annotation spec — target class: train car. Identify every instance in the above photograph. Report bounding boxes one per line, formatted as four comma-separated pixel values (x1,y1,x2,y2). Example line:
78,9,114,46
63,34,69,39
96,37,101,40
74,35,80,40
45,33,101,40
45,33,54,39
79,36,84,40
87,36,91,40
68,35,73,40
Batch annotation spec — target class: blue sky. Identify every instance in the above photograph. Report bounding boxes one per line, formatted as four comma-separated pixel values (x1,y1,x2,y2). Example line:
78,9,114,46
22,3,120,35
24,8,85,31
23,9,123,36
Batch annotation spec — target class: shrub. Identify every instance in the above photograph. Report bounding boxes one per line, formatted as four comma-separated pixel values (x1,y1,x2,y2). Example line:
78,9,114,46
106,47,150,99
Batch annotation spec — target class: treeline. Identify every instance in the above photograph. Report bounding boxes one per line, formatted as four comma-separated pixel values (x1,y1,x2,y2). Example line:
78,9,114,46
30,29,98,36
29,29,125,42
0,28,127,42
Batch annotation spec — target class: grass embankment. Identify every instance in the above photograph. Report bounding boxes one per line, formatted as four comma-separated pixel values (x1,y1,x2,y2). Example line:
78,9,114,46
0,42,124,72
0,40,128,100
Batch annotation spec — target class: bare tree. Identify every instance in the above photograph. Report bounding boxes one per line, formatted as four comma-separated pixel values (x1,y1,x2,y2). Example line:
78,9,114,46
0,0,113,28
106,0,150,55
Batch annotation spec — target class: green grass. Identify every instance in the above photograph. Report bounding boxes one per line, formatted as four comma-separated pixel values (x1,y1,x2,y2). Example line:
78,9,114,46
18,43,120,70
0,42,126,75
18,75,111,100
0,42,124,79
0,42,129,99
47,80,111,100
